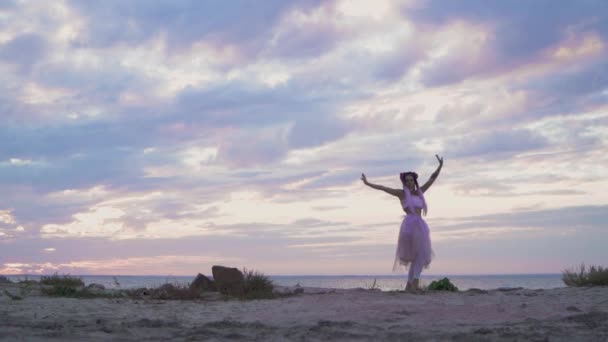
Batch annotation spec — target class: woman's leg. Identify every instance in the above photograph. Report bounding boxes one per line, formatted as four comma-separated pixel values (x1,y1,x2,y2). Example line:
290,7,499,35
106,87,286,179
407,261,416,283
410,254,424,290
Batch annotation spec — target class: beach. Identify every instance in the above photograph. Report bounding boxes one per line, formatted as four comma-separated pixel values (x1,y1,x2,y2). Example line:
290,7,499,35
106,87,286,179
1,282,607,341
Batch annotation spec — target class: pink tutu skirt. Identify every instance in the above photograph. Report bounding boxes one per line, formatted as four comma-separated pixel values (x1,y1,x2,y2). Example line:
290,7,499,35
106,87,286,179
393,214,434,271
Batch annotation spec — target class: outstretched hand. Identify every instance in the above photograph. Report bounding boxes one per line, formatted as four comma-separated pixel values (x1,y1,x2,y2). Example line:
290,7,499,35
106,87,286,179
360,173,368,184
435,154,443,166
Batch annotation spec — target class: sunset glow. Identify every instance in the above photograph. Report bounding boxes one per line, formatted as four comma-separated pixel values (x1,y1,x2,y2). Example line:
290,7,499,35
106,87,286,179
1,0,607,276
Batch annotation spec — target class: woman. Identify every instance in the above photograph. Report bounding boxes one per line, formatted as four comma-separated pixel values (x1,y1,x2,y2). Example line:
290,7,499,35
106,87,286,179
361,155,443,292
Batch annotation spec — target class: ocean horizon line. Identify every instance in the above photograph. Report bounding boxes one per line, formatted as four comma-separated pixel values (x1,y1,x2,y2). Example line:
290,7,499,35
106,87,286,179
4,272,563,278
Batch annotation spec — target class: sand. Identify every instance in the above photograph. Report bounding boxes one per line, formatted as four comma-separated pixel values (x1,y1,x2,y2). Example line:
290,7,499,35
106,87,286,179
1,282,607,341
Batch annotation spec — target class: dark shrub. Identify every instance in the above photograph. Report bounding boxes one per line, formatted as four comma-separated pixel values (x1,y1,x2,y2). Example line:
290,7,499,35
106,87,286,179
40,273,93,297
242,268,275,299
562,264,608,287
40,274,84,287
428,277,458,291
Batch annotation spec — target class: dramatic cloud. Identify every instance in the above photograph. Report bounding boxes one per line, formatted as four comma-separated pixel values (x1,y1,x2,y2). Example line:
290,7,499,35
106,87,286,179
446,129,549,159
68,0,325,56
402,0,608,86
1,0,607,275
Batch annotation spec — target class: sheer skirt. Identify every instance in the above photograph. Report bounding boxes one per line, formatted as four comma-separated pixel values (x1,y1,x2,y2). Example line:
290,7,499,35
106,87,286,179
393,214,434,272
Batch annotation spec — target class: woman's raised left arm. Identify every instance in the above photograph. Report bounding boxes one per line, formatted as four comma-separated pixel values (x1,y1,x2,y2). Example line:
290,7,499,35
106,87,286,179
420,154,443,193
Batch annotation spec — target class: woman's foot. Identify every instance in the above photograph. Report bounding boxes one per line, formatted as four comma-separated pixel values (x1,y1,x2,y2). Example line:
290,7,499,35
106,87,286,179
405,281,413,292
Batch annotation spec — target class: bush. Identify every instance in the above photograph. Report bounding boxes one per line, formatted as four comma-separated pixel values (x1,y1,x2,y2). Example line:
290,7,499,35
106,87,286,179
40,274,84,288
428,277,458,291
43,285,79,297
242,268,275,299
39,274,94,298
0,276,12,284
562,264,608,287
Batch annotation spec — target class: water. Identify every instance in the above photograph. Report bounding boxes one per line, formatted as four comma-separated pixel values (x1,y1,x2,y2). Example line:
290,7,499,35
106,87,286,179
3,274,564,291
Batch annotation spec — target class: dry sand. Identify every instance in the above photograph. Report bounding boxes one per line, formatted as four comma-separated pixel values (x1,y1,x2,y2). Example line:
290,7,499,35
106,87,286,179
1,282,607,341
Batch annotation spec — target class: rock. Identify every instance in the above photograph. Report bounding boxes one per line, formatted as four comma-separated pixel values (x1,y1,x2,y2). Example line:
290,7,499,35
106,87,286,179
126,287,150,298
212,265,245,297
567,306,582,312
565,311,608,329
466,288,489,294
497,287,523,292
190,273,216,293
87,283,105,290
86,283,107,295
293,285,304,294
474,328,493,335
2,289,23,300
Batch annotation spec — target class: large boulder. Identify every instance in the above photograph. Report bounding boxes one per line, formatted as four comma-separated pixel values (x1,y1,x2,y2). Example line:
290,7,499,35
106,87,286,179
212,265,244,297
190,273,216,293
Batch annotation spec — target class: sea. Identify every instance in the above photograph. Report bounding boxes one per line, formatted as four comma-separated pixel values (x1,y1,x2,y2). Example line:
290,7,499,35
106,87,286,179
3,274,564,291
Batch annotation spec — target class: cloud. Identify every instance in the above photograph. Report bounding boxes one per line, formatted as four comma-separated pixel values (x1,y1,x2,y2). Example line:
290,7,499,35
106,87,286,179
0,33,48,73
519,60,608,116
435,204,608,233
3,204,607,275
35,62,146,101
216,125,291,166
404,0,608,85
0,143,144,192
268,10,346,59
1,1,607,276
69,0,325,54
373,40,426,82
288,116,353,149
445,129,548,159
0,0,16,10
168,78,359,165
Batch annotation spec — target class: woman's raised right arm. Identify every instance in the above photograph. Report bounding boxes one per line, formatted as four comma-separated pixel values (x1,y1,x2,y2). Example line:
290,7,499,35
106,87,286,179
361,173,402,197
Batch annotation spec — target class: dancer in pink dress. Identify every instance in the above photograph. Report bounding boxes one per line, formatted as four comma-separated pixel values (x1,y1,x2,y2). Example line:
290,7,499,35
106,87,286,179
361,155,443,292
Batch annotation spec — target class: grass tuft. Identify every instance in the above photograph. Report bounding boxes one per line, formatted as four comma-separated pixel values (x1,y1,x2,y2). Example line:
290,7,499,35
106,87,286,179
153,283,200,300
367,278,378,290
40,274,84,297
562,263,608,287
242,268,275,299
39,273,117,298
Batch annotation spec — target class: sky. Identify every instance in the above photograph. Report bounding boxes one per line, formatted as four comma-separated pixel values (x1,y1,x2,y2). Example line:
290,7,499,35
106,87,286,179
1,0,607,276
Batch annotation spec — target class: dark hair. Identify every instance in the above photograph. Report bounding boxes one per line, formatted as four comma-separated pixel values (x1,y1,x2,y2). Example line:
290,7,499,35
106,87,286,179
400,171,420,191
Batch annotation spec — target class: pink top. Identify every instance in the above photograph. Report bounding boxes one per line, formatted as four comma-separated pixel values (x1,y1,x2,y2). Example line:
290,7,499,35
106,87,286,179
402,188,428,216
407,195,425,208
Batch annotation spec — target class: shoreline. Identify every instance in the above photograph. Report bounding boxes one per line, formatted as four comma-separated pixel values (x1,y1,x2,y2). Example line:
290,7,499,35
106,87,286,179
2,282,607,341
1,273,567,292
1,272,565,276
